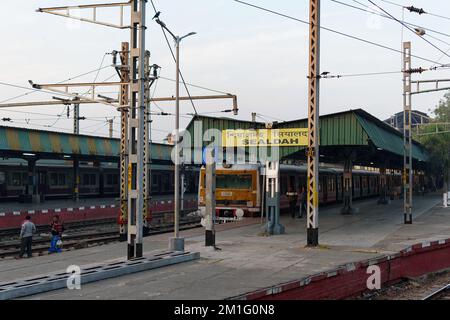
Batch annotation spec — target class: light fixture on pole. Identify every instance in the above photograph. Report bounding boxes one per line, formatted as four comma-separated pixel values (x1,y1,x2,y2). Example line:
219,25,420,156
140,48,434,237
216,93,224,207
154,15,196,252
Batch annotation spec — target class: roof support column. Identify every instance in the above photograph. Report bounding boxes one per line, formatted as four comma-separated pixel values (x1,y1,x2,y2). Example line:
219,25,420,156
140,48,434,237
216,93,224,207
73,159,79,202
377,160,390,205
27,159,39,204
341,158,355,215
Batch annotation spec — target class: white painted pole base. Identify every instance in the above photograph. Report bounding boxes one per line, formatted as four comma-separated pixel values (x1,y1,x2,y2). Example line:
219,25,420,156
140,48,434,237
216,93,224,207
444,193,448,207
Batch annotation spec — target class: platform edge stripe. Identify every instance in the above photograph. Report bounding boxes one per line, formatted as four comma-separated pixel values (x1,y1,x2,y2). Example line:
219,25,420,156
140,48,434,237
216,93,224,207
13,211,21,216
0,213,4,216
0,252,200,300
421,241,431,248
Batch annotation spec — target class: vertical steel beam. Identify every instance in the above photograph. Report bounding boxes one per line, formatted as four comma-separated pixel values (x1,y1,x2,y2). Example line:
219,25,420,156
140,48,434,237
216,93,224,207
204,148,216,246
403,42,413,224
306,0,320,246
119,42,130,241
143,50,150,232
108,119,113,138
127,0,146,259
341,158,354,214
73,102,80,202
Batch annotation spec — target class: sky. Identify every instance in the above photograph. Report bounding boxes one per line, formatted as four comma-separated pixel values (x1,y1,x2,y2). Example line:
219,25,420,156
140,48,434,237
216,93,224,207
1,0,450,142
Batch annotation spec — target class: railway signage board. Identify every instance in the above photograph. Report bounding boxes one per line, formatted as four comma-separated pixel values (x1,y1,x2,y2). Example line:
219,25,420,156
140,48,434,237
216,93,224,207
222,128,308,147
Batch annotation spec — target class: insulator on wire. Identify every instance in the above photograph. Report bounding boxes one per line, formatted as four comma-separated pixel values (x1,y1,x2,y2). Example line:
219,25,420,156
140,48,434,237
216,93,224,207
406,6,426,15
1,118,11,122
405,68,425,74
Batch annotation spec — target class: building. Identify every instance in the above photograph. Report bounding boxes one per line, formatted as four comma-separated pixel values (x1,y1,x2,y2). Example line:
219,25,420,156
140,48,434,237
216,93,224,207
384,110,430,132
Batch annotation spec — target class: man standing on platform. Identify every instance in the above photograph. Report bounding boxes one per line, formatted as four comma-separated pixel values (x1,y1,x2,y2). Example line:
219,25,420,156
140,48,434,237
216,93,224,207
286,186,298,218
17,215,36,258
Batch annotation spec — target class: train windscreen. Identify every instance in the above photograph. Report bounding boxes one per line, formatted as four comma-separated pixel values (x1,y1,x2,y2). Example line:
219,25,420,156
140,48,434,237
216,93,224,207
216,174,252,190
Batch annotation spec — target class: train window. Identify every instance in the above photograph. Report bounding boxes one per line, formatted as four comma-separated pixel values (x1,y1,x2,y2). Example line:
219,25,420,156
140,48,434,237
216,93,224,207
12,172,22,186
161,173,170,192
113,174,118,185
50,173,58,186
90,174,97,185
106,174,112,185
58,173,66,186
0,172,5,184
83,174,90,186
216,174,252,190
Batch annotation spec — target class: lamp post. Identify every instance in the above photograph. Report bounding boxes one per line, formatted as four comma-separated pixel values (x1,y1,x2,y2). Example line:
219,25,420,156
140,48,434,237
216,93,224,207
155,16,196,251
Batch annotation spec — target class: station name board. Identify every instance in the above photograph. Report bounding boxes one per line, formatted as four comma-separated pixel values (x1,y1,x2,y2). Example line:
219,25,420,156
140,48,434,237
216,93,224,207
222,128,308,147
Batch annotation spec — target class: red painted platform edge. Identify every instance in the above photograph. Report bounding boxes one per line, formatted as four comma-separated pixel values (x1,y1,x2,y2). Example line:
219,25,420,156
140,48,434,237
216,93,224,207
228,238,450,300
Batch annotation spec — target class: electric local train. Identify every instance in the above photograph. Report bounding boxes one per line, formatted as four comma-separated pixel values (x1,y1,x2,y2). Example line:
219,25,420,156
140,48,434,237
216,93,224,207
198,163,403,221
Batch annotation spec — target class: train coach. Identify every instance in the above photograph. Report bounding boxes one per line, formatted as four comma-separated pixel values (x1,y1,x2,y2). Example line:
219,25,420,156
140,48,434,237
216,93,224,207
198,163,403,221
0,159,199,201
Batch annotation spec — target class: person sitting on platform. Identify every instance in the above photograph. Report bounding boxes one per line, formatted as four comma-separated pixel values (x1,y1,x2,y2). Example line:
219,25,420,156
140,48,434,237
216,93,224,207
17,215,36,259
286,187,298,218
48,215,64,253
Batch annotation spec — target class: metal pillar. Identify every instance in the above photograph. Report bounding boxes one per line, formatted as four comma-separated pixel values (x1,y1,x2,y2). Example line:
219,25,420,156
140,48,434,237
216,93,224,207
27,159,39,204
108,119,113,138
377,161,389,205
306,0,320,246
341,158,354,214
143,50,151,234
73,102,80,202
127,0,146,259
204,148,216,246
403,42,413,224
265,161,285,235
169,36,185,252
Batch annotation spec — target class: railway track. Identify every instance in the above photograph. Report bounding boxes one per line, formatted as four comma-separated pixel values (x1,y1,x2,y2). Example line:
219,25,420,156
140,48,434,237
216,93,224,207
422,283,450,300
0,217,201,259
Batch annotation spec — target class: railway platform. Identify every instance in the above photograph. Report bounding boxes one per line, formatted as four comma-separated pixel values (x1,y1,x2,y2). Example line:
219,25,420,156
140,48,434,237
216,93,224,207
1,194,449,300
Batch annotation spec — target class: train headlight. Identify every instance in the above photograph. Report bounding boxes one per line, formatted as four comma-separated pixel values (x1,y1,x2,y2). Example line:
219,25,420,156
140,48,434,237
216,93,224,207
235,208,244,218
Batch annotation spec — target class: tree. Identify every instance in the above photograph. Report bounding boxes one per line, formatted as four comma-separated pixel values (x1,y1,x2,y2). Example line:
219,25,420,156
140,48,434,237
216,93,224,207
417,90,450,191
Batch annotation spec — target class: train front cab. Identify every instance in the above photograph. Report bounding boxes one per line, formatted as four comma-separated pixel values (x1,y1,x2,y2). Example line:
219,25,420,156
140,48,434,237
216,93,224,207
198,165,260,221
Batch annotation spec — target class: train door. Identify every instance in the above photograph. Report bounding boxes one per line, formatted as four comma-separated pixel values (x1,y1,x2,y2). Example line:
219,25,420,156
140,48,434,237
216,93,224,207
38,170,48,196
0,171,5,197
99,172,105,196
322,176,328,203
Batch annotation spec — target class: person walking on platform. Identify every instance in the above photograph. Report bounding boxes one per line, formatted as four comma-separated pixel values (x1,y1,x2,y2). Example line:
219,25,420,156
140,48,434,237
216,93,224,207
299,186,307,218
48,215,64,253
286,187,298,218
17,215,36,259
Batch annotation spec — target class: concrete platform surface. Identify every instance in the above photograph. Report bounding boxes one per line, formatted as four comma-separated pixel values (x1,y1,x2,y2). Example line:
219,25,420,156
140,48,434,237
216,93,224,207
0,195,448,300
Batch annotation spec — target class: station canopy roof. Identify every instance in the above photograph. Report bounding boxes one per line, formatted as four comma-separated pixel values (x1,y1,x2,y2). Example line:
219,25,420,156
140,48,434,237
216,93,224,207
185,108,428,169
0,125,173,162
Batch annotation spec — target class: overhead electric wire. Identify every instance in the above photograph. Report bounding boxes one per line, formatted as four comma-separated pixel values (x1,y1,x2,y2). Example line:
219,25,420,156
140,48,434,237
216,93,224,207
367,0,450,60
150,0,199,115
158,76,232,95
328,0,450,39
380,0,450,22
231,0,442,65
0,64,112,105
